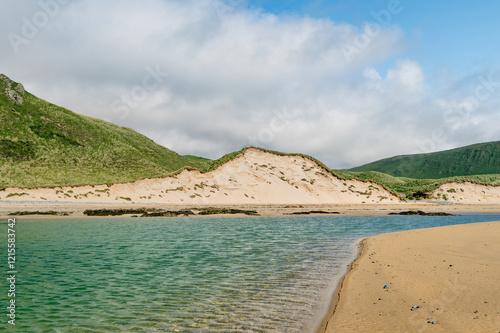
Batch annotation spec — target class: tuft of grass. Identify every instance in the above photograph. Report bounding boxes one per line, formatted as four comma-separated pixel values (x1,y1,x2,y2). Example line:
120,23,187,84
165,187,183,192
6,192,29,198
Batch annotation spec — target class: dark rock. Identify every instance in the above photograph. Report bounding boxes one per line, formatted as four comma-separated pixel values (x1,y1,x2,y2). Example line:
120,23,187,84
389,210,459,216
141,210,194,217
83,208,194,217
197,207,259,216
287,210,339,215
9,211,70,216
84,208,150,216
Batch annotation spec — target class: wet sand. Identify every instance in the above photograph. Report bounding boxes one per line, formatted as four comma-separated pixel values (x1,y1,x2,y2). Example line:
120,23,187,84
1,202,500,219
321,221,500,332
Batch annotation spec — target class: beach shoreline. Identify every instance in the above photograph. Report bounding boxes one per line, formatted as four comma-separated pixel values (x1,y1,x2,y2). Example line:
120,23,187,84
320,221,500,332
1,202,500,219
312,238,365,333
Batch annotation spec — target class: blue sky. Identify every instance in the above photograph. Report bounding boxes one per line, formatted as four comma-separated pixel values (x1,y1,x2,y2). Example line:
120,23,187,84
250,0,500,78
0,0,499,167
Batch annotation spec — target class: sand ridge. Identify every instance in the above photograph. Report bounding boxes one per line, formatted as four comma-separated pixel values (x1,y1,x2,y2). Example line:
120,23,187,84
1,148,401,205
323,221,500,333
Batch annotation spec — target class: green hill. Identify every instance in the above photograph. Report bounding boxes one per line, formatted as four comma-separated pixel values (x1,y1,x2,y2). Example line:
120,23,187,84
0,74,211,188
350,141,500,179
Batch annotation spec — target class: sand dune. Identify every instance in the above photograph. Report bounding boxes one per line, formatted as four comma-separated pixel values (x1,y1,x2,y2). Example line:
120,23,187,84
1,148,401,205
430,181,500,204
322,221,500,333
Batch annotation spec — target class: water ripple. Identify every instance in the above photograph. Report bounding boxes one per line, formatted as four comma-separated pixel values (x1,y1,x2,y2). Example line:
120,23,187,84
6,214,500,332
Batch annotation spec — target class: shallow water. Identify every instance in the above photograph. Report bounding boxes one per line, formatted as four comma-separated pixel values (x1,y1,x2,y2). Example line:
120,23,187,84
3,214,500,332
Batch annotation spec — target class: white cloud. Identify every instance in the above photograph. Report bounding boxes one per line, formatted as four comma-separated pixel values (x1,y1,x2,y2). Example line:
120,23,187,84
387,59,424,90
0,0,498,168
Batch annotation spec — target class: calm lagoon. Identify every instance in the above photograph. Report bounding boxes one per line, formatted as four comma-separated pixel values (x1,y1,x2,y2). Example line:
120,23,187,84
4,214,500,332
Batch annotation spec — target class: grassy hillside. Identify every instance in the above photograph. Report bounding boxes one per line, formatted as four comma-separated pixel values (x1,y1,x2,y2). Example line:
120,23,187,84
0,75,209,188
182,155,212,170
350,141,500,178
333,169,500,199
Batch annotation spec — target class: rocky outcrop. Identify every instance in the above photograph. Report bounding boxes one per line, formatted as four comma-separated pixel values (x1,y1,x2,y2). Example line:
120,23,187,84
1,74,24,105
6,89,23,104
14,83,25,94
0,74,12,86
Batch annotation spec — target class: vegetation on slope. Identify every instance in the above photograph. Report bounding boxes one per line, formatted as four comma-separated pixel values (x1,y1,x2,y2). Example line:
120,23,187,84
351,141,500,179
205,149,246,171
333,169,500,199
182,155,212,171
0,75,208,188
189,147,500,199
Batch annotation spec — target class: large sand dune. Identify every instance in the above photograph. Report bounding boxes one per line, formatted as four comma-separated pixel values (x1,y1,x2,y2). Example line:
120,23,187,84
1,148,401,205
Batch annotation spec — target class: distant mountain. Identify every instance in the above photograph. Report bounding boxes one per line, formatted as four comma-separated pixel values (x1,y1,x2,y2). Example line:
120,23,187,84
350,141,500,179
0,74,210,188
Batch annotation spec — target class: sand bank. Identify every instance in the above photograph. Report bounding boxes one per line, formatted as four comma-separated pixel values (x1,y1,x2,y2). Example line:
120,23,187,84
321,221,500,332
1,202,500,219
431,181,500,204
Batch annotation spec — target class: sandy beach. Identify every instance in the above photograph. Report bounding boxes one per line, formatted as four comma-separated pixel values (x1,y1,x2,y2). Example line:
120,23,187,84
320,221,500,333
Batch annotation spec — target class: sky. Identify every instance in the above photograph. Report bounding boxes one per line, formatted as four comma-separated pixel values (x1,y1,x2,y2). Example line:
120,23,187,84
1,0,499,168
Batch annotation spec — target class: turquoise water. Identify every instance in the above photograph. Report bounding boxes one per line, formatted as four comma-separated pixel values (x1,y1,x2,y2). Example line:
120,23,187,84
3,214,500,332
